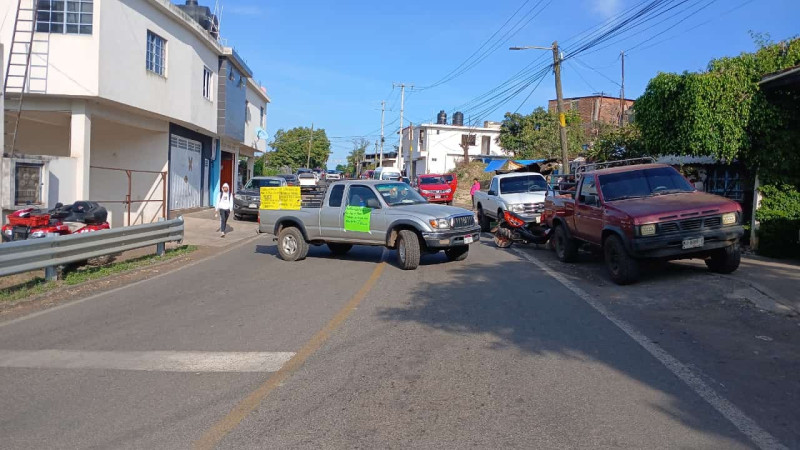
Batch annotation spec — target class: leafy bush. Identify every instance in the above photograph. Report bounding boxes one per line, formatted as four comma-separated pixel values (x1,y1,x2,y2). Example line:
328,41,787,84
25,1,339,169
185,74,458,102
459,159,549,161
755,184,800,258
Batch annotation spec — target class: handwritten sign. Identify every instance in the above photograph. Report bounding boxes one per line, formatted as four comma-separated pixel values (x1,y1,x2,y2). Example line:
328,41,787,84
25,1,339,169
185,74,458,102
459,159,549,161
279,186,301,210
260,187,281,210
344,206,371,232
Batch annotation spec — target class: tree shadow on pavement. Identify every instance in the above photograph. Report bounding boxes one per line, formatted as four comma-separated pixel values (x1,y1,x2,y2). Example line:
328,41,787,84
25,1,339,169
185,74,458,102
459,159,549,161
375,245,757,447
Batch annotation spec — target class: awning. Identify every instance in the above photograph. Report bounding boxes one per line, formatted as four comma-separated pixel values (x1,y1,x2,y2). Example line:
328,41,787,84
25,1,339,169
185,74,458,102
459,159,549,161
484,159,546,172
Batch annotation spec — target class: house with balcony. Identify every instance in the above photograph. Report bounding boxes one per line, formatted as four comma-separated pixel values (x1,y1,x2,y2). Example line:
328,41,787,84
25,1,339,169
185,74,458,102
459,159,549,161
1,0,269,226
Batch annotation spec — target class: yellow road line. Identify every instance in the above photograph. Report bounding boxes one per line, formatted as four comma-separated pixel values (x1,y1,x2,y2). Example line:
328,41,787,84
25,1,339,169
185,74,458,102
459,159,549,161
193,259,387,449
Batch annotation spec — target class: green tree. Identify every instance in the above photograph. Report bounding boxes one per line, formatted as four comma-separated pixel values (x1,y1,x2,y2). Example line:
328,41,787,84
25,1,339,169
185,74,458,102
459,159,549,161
335,164,347,173
498,107,585,160
267,127,331,171
588,123,646,162
634,36,800,184
346,138,369,177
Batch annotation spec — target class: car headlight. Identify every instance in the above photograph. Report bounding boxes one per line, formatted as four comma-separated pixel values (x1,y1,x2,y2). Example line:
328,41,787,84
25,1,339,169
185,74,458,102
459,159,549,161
444,188,452,193
640,224,656,236
30,230,47,238
722,212,737,225
421,189,430,194
428,218,450,229
509,204,524,213
3,229,12,236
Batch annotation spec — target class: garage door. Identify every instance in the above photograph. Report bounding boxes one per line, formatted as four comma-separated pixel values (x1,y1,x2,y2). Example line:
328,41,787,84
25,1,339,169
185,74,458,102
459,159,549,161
169,135,203,210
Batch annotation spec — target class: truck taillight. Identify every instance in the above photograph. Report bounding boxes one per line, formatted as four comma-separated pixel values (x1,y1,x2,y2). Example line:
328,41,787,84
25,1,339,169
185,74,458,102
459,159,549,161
503,210,525,228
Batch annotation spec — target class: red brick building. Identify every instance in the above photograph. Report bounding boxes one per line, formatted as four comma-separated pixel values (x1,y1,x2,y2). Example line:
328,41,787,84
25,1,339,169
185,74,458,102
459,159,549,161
548,95,635,138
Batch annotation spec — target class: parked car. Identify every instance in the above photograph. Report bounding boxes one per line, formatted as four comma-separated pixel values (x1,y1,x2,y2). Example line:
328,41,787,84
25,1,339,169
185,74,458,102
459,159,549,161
326,170,342,181
473,172,552,231
416,174,454,205
298,172,318,187
442,173,458,193
258,180,480,269
233,176,287,219
543,163,744,285
372,167,402,181
276,174,299,186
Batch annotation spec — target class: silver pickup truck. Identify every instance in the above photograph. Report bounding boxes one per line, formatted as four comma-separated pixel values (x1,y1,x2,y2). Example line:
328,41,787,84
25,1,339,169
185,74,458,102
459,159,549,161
258,180,481,269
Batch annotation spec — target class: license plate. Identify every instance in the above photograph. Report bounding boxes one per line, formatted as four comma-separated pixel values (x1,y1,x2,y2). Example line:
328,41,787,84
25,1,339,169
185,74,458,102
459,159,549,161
464,235,474,244
435,195,442,199
682,237,704,249
248,203,257,208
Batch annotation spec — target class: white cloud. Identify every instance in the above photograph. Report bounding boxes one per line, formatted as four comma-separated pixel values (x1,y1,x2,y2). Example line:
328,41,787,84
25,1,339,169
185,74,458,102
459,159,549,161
591,0,623,18
226,5,267,16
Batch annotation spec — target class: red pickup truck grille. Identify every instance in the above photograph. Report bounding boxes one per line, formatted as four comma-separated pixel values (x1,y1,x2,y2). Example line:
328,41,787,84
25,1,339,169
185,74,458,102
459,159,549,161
659,216,722,234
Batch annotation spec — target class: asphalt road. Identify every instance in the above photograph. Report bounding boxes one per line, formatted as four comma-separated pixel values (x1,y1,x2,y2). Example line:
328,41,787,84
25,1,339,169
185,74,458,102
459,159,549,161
0,234,792,448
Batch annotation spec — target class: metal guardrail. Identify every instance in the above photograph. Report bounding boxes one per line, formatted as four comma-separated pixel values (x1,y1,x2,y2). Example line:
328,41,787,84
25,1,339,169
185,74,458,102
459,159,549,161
0,217,184,281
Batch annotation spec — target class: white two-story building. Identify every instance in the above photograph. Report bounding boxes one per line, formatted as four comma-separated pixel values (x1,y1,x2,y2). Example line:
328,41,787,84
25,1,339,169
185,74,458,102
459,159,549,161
1,0,269,226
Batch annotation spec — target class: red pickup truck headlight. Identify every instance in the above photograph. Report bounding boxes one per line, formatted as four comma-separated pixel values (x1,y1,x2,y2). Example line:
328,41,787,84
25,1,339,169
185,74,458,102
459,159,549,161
639,224,656,236
722,212,737,225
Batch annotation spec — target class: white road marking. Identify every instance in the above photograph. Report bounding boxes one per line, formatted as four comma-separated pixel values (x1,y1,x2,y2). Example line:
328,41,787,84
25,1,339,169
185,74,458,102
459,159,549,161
509,246,787,450
0,350,296,373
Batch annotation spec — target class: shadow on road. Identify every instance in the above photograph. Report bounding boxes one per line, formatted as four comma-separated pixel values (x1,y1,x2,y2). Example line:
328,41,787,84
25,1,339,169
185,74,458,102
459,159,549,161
254,242,458,268
376,244,755,447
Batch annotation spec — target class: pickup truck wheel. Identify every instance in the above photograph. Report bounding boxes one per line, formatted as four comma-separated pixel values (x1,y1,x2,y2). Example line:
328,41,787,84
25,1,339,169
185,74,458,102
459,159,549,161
397,230,421,270
553,225,578,263
327,243,353,255
705,243,741,274
478,207,490,232
445,246,469,261
277,227,309,261
604,234,640,285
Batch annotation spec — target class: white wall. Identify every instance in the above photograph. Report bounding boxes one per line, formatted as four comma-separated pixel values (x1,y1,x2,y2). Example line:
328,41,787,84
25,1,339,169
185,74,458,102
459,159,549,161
48,157,78,206
244,82,268,153
98,0,219,135
404,124,505,174
90,117,169,227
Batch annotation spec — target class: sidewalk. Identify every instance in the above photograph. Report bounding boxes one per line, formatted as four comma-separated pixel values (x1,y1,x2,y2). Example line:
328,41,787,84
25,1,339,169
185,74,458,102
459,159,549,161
181,209,259,248
732,254,800,313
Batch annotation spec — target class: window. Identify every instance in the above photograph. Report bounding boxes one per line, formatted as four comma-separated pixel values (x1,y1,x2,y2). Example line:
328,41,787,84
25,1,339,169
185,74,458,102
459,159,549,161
245,101,250,122
569,99,579,110
579,177,599,206
328,185,344,207
146,30,166,76
489,178,499,194
347,185,380,208
461,134,476,146
260,107,265,126
36,0,93,34
202,66,212,100
499,175,548,194
599,167,694,202
14,163,44,206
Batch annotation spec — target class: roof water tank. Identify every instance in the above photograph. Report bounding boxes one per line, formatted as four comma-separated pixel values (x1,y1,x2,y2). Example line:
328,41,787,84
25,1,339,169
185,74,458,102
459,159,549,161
436,110,447,125
452,111,464,126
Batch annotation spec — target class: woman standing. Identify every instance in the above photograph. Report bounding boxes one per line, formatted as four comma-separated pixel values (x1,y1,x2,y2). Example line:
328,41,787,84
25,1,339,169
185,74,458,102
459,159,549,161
469,178,481,209
216,183,233,237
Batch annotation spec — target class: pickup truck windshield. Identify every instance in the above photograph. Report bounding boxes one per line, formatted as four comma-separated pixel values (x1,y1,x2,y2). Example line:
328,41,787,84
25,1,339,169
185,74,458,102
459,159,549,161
419,177,446,185
244,179,282,189
376,183,427,206
599,167,694,201
500,175,548,194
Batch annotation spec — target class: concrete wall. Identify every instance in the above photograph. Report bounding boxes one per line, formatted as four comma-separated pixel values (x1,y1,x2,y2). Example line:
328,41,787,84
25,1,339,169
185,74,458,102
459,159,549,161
14,113,71,157
217,59,246,142
244,81,268,153
48,157,78,206
98,0,219,135
90,117,169,227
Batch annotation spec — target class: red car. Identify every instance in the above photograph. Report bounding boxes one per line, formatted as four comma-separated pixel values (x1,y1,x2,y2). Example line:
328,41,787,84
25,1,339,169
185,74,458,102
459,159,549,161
416,174,454,205
442,173,458,193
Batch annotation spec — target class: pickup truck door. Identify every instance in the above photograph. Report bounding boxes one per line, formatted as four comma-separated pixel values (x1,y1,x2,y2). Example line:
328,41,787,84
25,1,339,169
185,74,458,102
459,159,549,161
320,184,345,239
574,175,603,245
341,185,388,244
487,177,500,216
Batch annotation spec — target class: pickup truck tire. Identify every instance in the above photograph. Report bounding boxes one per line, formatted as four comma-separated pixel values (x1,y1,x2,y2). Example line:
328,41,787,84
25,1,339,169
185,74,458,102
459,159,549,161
397,230,421,270
477,207,491,232
553,225,578,263
604,234,640,285
327,243,353,255
445,246,469,261
705,243,741,274
277,227,309,262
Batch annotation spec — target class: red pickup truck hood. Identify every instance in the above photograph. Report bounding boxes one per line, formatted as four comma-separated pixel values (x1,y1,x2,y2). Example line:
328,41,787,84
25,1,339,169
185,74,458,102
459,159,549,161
419,183,451,191
606,191,740,224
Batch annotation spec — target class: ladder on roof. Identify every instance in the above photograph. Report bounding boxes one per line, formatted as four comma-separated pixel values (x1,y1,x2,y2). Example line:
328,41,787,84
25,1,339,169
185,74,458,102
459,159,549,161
3,0,38,157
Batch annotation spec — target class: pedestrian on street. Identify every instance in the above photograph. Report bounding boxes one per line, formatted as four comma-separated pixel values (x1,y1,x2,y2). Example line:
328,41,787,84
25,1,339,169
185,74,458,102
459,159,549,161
470,178,481,209
216,183,233,237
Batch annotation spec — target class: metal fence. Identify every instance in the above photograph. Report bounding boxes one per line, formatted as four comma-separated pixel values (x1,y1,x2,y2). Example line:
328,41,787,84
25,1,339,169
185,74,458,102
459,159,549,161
0,217,184,281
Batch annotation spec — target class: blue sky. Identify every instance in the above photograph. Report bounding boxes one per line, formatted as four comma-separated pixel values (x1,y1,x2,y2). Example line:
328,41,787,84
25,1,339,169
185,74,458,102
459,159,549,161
217,0,800,168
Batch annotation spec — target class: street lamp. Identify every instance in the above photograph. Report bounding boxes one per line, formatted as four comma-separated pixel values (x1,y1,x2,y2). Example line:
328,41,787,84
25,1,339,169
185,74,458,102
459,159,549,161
510,42,570,175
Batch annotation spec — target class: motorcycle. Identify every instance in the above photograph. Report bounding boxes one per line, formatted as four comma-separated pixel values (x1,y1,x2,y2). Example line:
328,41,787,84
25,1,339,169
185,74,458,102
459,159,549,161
492,210,551,249
2,201,110,242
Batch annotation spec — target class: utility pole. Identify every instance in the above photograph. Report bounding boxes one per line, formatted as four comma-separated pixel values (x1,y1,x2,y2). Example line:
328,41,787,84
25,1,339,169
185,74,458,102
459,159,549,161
619,50,626,127
306,122,314,168
393,82,412,172
379,100,385,167
409,122,415,181
552,41,570,175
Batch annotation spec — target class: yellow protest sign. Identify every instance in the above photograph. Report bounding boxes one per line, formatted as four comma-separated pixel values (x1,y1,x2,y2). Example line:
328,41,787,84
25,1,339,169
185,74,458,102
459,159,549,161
279,186,301,210
260,186,302,210
344,206,371,232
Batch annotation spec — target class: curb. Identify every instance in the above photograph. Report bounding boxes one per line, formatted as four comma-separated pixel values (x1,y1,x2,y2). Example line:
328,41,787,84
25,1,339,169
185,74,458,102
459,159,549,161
718,273,798,316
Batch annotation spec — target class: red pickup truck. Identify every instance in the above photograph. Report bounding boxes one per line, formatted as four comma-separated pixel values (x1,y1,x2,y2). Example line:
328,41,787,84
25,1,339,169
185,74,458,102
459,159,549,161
543,163,744,284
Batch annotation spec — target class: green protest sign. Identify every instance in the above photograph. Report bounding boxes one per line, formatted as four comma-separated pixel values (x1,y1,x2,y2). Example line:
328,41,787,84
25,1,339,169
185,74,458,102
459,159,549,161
344,206,371,232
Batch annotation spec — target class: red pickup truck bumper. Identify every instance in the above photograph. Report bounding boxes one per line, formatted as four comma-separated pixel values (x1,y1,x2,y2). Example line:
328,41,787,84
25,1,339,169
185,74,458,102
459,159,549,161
630,225,744,259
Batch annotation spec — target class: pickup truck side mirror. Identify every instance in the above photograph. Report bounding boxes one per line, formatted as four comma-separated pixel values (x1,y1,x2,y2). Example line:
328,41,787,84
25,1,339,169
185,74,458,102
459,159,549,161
488,190,496,196
579,194,598,206
365,197,382,209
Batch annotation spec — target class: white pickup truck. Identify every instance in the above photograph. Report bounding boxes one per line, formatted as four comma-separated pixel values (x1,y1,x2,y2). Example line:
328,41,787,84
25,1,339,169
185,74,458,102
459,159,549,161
472,172,552,231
